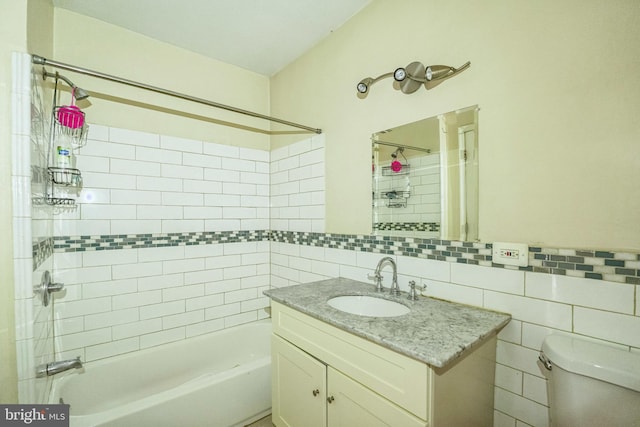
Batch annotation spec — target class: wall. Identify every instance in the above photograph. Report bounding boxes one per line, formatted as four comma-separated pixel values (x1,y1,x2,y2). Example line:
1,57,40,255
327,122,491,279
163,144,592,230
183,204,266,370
270,137,326,233
270,0,640,251
0,2,24,404
0,0,54,404
52,8,273,151
50,126,325,363
12,51,58,404
4,1,636,425
373,151,441,238
51,124,272,361
269,238,639,427
267,1,640,425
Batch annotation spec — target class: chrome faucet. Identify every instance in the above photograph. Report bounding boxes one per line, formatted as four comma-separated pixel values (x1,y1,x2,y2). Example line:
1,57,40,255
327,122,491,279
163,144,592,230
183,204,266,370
370,257,400,295
36,357,83,378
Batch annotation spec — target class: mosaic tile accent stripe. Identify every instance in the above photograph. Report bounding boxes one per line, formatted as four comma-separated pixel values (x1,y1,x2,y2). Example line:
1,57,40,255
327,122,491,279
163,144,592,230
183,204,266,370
270,231,640,284
37,230,640,284
373,222,440,232
529,247,640,284
32,237,53,271
52,230,270,253
270,230,491,261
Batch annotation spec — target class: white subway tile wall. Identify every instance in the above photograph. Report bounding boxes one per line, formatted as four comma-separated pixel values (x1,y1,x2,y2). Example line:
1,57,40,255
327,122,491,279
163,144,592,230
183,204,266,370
53,238,272,362
11,53,59,403
373,152,440,236
270,242,640,427
55,125,271,236
50,126,309,362
270,136,325,233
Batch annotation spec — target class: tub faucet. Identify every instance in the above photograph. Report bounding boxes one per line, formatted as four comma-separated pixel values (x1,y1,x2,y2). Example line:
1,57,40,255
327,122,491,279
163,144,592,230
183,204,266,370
36,357,83,378
369,257,400,295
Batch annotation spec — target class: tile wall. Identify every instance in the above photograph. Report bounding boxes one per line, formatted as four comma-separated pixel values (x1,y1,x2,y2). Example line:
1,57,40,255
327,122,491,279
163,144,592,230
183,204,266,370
269,235,640,427
270,137,325,233
53,124,271,236
12,53,56,404
49,126,325,363
373,151,440,237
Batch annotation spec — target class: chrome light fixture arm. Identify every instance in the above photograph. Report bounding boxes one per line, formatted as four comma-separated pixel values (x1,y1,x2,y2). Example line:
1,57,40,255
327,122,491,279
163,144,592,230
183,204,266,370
356,71,394,96
356,60,470,95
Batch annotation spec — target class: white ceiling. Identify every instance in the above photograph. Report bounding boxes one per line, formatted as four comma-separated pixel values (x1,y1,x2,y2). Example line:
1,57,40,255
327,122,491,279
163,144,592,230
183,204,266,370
52,0,371,76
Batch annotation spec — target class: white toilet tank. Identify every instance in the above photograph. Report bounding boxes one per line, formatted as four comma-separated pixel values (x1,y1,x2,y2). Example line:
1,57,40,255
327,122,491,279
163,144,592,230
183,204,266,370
540,334,640,427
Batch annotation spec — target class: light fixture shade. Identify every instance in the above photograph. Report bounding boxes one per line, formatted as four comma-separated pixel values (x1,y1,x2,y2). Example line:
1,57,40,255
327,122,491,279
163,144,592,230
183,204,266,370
398,62,424,94
393,68,407,81
357,77,373,94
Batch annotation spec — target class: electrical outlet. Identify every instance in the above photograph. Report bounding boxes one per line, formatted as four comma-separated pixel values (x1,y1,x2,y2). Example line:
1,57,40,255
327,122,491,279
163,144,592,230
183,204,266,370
492,242,529,267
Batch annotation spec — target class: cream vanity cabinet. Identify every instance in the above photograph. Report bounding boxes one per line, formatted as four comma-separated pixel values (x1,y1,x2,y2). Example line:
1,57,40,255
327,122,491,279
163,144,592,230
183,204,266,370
272,334,424,427
271,301,497,427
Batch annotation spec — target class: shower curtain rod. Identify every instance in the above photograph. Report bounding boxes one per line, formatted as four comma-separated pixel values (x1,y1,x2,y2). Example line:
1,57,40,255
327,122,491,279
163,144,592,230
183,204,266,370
31,55,322,135
373,139,432,153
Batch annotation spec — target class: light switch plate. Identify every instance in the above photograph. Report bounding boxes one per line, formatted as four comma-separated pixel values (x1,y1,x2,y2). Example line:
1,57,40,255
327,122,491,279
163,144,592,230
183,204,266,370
492,242,529,267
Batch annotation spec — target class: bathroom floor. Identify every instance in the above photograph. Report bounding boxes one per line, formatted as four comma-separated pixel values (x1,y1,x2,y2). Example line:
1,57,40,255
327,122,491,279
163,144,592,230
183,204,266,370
246,414,273,427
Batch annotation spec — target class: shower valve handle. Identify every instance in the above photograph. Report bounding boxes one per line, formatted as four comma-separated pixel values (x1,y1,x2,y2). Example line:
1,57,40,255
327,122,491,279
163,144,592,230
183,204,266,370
35,271,65,307
48,282,65,293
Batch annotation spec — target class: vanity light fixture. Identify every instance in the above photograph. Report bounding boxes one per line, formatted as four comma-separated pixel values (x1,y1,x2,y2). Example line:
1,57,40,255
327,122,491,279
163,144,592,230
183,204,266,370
357,60,471,96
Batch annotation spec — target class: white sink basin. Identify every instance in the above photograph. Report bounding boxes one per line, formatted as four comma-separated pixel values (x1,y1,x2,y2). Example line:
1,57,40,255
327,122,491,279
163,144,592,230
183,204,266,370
327,295,410,317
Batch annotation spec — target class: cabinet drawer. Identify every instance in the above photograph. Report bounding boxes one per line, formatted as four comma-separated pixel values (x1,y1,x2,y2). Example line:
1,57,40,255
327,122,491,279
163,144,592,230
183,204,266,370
272,302,431,420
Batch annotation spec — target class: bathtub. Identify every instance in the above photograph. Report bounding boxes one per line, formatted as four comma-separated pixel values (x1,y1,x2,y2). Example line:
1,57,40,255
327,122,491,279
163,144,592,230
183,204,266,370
50,319,272,427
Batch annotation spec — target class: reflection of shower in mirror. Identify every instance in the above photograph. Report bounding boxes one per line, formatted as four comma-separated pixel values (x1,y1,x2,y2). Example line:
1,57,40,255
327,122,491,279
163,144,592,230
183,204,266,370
371,105,479,241
390,147,407,173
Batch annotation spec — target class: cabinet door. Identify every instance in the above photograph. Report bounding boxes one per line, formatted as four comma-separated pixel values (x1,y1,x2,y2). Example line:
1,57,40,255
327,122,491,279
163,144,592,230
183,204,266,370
327,367,426,427
272,334,327,427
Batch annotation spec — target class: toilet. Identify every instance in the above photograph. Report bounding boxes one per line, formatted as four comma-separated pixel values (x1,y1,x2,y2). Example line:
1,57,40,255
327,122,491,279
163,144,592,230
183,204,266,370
539,334,640,427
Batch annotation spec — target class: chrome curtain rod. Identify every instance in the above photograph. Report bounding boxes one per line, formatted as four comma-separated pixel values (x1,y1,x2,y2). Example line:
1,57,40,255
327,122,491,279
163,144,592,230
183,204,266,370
373,139,432,153
31,55,322,135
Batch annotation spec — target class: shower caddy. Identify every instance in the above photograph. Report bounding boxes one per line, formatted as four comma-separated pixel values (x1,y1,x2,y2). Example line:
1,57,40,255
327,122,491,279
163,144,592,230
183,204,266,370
373,145,412,208
374,163,412,208
44,73,87,206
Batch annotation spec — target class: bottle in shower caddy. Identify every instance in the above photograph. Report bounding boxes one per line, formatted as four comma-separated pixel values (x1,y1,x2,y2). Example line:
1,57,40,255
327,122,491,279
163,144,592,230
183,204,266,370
56,135,75,169
56,145,70,168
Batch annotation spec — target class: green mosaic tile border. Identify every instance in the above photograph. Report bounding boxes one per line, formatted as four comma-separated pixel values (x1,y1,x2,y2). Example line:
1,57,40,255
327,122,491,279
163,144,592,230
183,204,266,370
32,237,53,270
53,230,270,253
32,230,640,284
373,222,440,232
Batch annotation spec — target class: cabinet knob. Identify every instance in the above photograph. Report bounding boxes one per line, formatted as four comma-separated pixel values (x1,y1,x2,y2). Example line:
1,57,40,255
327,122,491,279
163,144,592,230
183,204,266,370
312,389,319,396
327,396,335,404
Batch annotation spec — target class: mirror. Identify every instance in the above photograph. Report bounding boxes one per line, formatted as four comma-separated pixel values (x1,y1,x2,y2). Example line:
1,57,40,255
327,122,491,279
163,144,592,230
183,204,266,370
372,105,479,241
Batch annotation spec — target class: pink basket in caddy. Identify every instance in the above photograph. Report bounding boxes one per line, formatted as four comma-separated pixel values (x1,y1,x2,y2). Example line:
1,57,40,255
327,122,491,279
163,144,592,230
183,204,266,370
56,88,85,129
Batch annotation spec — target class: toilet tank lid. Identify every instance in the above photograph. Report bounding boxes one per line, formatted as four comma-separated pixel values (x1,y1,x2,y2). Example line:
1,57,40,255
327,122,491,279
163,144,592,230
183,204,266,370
542,334,640,392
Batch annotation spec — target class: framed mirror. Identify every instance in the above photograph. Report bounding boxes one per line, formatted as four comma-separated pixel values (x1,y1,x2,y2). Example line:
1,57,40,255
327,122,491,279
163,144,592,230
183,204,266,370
372,105,479,241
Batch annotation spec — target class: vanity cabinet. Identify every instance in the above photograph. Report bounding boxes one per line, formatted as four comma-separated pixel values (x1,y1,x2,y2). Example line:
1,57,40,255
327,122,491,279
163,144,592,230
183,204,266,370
272,334,326,427
272,334,424,427
270,301,497,427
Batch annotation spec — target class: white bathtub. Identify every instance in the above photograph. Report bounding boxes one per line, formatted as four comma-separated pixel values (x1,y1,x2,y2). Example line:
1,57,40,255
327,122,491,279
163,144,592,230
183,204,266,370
50,319,272,427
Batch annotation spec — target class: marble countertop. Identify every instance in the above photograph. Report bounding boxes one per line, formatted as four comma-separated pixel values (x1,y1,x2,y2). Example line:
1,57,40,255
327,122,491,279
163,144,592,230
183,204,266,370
264,277,511,369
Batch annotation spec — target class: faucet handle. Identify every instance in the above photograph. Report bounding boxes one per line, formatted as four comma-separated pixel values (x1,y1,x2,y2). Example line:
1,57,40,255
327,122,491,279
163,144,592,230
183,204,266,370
408,280,426,300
